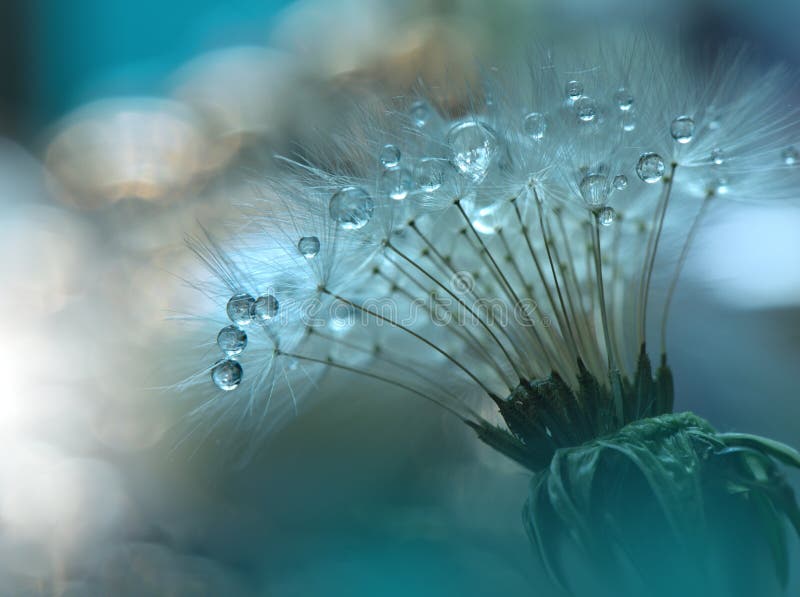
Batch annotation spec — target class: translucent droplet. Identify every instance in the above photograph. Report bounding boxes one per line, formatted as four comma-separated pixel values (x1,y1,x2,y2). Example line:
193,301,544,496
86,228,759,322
598,206,616,226
250,294,279,322
713,177,730,195
670,116,695,144
211,359,243,391
711,148,725,166
446,120,498,183
379,144,401,169
565,80,583,101
523,112,546,139
298,236,320,258
226,293,255,326
463,195,503,235
409,101,430,127
636,153,665,183
622,114,636,132
329,186,374,230
613,175,628,190
415,158,446,192
574,96,597,122
381,166,413,201
613,88,634,111
579,174,608,206
781,146,799,165
217,325,247,356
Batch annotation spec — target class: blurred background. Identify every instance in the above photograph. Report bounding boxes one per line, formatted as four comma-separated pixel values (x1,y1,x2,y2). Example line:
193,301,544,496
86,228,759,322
1,0,799,595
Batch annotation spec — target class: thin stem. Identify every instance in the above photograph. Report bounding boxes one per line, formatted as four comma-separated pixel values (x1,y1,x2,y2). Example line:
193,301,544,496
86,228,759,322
321,288,499,399
386,242,527,382
590,212,616,371
660,192,713,355
638,164,677,347
276,350,475,421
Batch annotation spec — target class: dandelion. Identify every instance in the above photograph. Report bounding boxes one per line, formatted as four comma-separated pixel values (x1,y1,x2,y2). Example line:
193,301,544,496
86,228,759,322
179,37,800,595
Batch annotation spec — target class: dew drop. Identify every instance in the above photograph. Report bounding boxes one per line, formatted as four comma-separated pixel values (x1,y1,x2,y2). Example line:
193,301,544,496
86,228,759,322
636,153,665,183
381,166,414,201
250,294,279,322
446,120,498,183
217,325,247,356
329,186,374,230
598,206,616,226
298,236,320,258
579,174,608,206
462,194,503,235
523,112,547,139
226,293,255,326
613,175,628,190
415,158,446,192
409,101,430,127
622,114,636,132
565,80,583,101
613,88,634,111
379,144,401,168
670,116,695,144
781,146,799,165
711,148,725,166
574,96,598,122
212,359,243,391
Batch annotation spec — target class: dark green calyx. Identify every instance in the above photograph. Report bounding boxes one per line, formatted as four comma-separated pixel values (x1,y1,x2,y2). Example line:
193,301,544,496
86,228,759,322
470,345,673,471
522,412,800,597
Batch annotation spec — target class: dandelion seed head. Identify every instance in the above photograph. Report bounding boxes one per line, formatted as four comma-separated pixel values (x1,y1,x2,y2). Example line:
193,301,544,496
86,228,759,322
176,35,800,462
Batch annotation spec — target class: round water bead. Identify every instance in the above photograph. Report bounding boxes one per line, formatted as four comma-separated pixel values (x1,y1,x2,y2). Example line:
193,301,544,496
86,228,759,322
523,112,547,139
409,101,430,127
579,174,608,206
622,113,636,132
226,293,255,326
415,158,446,192
574,96,598,122
329,186,374,230
636,153,665,183
446,120,498,183
379,144,401,169
670,116,695,144
381,166,414,201
613,175,628,190
598,206,616,227
711,148,725,166
565,80,584,101
250,294,279,322
298,236,320,258
217,325,247,356
211,359,243,391
781,146,799,165
613,88,634,111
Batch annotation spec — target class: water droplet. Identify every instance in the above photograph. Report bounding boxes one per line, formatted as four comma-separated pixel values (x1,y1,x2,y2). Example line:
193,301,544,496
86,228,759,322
446,120,498,183
781,146,799,165
711,148,725,166
574,96,597,122
670,116,695,144
379,144,401,168
523,112,546,139
415,158,446,192
409,101,430,127
212,359,243,391
217,325,247,356
462,194,503,235
579,174,608,206
622,114,636,132
381,166,413,201
226,293,255,326
565,80,583,101
329,186,374,230
598,206,616,226
636,153,665,183
711,176,730,195
250,294,279,322
613,88,633,111
613,175,628,190
298,236,320,258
